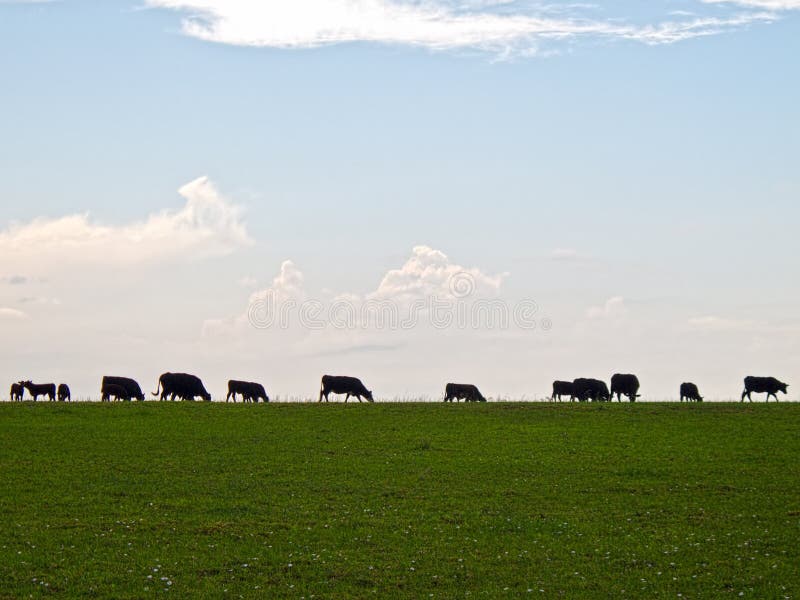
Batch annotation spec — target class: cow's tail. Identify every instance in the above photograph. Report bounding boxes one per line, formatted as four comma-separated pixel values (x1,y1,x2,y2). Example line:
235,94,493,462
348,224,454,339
152,376,163,397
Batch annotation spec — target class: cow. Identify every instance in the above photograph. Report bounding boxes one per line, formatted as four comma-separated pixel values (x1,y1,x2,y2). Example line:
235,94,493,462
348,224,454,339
102,376,145,402
21,381,56,402
319,375,374,403
152,372,212,402
227,380,270,403
57,384,71,402
610,373,640,402
444,383,487,403
102,383,132,402
741,376,788,403
680,382,703,402
10,382,24,402
571,378,610,402
551,380,574,402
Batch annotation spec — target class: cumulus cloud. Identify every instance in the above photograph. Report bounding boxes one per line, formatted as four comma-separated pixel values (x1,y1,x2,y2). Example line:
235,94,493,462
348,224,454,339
145,0,780,56
0,176,251,269
372,245,505,302
586,296,627,319
203,245,505,338
203,259,305,337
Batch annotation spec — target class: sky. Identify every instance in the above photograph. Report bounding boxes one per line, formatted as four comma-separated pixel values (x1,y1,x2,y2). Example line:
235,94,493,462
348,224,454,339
1,0,798,401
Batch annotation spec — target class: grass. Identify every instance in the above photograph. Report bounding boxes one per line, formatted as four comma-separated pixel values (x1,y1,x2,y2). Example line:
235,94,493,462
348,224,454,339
0,402,798,598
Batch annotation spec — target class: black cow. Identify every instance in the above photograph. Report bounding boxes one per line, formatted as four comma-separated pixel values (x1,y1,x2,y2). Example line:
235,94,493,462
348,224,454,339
227,380,269,403
21,381,56,402
444,383,487,403
319,375,374,403
152,372,212,402
680,382,703,402
102,383,132,402
551,381,574,402
10,382,24,402
741,376,788,403
102,376,145,402
571,378,610,402
57,384,71,402
610,373,640,402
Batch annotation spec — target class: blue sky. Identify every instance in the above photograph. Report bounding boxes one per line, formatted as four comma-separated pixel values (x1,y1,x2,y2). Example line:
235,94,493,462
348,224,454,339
1,0,798,400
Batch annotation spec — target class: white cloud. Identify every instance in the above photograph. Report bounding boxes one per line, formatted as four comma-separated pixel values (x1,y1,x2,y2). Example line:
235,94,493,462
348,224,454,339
703,0,800,9
586,296,627,319
145,0,780,56
203,246,505,338
0,176,251,269
0,307,28,320
372,245,505,301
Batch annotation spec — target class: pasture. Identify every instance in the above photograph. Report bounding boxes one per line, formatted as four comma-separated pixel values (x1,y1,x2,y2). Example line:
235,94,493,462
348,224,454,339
1,403,798,598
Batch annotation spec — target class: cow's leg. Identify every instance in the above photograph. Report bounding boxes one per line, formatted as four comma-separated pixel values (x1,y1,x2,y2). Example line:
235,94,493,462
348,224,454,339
344,393,350,403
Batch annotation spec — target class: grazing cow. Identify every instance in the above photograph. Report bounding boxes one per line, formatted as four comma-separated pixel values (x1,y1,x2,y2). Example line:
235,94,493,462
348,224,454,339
551,381,574,402
741,376,788,403
226,380,270,403
319,375,374,403
680,382,703,402
21,381,56,402
57,384,71,402
10,382,24,402
102,383,132,402
152,372,212,402
610,373,640,402
571,378,610,402
444,383,487,403
102,376,145,402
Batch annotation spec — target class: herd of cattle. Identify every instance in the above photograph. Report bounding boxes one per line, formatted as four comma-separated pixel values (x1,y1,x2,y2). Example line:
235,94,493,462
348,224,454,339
4,373,790,404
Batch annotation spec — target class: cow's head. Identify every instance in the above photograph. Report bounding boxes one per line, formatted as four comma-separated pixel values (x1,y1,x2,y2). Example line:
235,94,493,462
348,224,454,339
21,380,32,387
202,391,212,402
366,390,374,403
780,382,789,394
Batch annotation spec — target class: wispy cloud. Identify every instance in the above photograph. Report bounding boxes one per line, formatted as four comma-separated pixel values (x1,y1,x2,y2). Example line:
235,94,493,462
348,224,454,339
145,0,782,56
703,0,800,9
0,176,251,269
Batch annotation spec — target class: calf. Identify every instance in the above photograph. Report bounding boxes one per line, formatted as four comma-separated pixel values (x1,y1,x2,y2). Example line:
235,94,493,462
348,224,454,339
57,383,71,402
10,382,24,402
551,380,574,402
21,381,56,402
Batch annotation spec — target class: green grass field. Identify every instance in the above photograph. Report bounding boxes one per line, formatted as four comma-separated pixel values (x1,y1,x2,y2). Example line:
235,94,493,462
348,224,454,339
1,402,798,598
